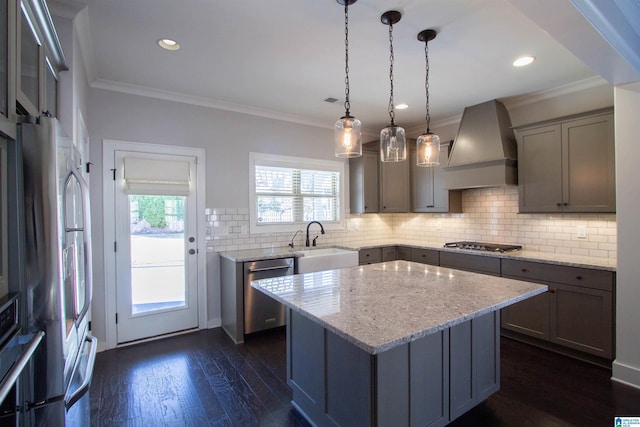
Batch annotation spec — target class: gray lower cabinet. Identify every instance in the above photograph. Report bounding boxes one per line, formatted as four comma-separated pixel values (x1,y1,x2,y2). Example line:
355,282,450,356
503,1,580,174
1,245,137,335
515,109,615,213
397,246,411,261
411,248,440,265
410,145,463,213
287,309,499,427
349,151,379,213
381,246,397,261
359,247,382,265
501,259,615,359
439,251,501,276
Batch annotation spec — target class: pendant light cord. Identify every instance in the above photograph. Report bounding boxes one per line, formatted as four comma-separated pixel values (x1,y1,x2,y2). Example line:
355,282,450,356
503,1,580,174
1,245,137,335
343,2,351,116
424,40,431,133
387,23,395,126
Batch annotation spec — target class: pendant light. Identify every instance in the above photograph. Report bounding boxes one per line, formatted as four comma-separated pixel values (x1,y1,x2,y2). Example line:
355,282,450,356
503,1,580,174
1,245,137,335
334,0,362,158
416,29,440,167
380,11,406,163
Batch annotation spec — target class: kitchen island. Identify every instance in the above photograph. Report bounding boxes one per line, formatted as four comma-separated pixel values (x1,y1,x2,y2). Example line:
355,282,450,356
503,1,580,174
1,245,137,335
252,260,547,427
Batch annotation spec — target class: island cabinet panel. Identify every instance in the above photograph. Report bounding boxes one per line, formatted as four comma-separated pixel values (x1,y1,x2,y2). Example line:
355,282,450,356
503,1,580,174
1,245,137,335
411,248,440,266
439,252,501,276
287,309,499,427
449,311,500,421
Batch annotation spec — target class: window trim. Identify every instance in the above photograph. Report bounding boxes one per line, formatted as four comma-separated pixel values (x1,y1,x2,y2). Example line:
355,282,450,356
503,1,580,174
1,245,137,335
249,152,346,234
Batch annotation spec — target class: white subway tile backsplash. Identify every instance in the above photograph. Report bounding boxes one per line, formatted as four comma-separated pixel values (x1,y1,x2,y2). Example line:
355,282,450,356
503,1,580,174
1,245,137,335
205,187,616,260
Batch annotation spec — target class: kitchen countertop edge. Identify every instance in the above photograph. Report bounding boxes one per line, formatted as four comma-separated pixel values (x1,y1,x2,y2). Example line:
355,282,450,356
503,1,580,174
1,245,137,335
219,241,616,271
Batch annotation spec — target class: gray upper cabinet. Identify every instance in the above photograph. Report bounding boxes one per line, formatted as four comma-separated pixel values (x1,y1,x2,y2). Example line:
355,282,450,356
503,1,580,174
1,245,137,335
516,109,615,213
349,150,379,214
410,143,462,213
380,154,410,213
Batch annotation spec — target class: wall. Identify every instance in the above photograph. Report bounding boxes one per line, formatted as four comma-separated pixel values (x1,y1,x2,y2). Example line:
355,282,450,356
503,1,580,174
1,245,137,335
612,82,640,388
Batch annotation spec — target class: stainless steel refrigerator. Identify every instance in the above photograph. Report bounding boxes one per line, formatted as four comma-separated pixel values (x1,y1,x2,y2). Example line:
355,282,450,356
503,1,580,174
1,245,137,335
14,116,96,426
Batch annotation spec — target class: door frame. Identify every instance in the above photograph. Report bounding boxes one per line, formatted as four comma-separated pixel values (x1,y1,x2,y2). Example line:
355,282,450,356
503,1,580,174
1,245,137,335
102,139,206,350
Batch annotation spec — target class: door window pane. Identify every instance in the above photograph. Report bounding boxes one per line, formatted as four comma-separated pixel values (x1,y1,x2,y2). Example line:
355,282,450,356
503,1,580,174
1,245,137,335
129,195,186,315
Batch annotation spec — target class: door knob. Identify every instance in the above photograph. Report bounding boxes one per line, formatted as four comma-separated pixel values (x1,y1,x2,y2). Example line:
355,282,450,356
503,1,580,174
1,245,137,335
189,249,196,255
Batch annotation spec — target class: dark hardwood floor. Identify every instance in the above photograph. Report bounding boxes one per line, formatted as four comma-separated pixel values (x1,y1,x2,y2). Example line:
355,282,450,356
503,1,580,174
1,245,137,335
89,327,640,426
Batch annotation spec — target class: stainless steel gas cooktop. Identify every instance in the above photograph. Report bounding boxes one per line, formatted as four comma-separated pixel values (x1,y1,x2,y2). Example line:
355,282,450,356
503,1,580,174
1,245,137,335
444,241,522,253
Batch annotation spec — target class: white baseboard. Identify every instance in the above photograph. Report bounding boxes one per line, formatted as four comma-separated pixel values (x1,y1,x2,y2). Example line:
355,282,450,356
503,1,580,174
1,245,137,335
612,360,640,390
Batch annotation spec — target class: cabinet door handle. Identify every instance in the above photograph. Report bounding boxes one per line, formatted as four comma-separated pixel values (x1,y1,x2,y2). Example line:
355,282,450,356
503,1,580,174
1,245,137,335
556,202,562,207
563,202,569,206
549,289,556,293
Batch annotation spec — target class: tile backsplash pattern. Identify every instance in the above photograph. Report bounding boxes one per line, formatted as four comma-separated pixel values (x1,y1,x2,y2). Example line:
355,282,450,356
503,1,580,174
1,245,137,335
206,187,616,260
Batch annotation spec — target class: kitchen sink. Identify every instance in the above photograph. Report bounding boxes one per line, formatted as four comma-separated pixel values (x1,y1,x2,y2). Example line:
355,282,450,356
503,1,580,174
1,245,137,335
295,247,359,273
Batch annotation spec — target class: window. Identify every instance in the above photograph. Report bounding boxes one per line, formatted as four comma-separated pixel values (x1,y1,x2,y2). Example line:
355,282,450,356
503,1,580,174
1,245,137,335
250,153,345,233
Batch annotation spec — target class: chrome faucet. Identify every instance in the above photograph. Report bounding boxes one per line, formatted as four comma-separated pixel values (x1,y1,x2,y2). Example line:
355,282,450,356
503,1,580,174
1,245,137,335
305,221,325,247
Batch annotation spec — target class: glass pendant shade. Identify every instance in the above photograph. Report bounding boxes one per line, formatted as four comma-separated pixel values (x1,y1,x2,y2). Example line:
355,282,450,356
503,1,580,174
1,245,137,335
335,116,362,158
416,132,440,166
380,125,406,162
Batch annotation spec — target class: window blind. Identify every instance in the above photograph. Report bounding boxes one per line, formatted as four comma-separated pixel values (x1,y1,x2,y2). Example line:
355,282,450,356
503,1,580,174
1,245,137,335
123,157,191,196
255,165,339,224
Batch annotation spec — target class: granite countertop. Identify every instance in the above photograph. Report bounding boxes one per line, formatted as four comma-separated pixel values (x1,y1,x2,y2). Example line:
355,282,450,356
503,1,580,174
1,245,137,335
219,241,616,271
252,260,547,354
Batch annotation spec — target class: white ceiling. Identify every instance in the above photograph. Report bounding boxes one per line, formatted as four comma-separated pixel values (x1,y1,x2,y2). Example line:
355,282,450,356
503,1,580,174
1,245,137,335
71,0,606,134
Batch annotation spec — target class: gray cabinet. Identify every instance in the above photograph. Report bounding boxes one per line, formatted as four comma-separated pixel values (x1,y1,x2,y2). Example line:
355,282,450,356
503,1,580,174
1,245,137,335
287,308,499,427
410,145,462,213
349,151,379,214
411,248,440,265
381,246,397,261
359,247,382,265
516,109,615,213
439,251,501,276
380,155,410,213
500,259,615,359
397,246,411,261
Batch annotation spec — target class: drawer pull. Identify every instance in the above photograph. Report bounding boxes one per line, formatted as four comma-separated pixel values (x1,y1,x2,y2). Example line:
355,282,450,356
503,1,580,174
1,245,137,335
576,275,582,280
549,289,556,294
521,268,528,273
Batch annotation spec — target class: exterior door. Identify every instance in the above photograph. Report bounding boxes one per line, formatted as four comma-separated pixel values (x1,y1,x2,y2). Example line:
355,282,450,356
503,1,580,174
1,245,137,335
114,150,199,343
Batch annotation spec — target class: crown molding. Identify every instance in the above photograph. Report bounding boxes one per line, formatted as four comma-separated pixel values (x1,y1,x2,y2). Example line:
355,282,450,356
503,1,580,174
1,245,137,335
91,79,335,130
501,76,610,110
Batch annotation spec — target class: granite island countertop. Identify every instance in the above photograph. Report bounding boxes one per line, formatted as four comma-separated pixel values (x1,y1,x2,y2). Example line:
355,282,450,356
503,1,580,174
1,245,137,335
251,260,547,354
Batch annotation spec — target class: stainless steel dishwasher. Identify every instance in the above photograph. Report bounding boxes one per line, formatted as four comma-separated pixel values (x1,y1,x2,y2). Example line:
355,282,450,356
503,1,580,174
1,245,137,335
244,257,294,334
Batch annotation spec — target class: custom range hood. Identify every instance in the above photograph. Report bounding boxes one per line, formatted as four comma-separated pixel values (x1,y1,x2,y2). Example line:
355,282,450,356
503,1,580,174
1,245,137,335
443,99,517,189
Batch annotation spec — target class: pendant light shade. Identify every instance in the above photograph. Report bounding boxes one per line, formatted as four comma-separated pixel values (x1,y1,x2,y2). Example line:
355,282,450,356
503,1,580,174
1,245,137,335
416,29,440,167
380,11,406,163
335,0,362,158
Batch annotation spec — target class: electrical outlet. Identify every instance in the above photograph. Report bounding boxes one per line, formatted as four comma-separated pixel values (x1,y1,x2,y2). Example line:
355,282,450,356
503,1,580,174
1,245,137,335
576,225,587,239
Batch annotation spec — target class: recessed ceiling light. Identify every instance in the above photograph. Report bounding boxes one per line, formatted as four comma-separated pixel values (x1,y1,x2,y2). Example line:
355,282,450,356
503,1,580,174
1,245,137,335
158,38,180,51
396,103,409,110
513,56,535,67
